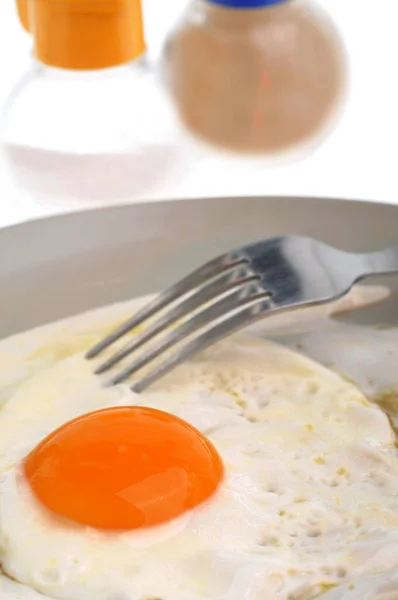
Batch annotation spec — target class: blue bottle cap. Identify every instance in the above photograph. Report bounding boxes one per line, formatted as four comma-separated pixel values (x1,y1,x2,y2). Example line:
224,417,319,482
206,0,289,7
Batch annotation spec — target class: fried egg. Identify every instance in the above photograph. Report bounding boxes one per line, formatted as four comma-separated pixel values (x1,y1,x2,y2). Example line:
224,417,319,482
1,292,398,600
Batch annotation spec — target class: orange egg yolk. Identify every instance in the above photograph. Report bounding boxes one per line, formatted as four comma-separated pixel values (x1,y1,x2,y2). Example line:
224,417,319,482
24,406,224,530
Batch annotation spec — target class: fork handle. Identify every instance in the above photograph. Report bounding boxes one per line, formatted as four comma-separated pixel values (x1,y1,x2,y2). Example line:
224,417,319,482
363,243,398,276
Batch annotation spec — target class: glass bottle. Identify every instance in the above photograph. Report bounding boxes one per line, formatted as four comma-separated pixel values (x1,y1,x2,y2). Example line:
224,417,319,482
0,0,190,205
163,0,348,158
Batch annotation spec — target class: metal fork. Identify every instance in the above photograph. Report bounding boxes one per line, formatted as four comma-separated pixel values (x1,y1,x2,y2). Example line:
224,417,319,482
86,236,398,393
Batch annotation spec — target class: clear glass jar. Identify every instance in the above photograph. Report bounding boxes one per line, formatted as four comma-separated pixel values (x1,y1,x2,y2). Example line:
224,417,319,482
0,0,193,205
163,0,348,158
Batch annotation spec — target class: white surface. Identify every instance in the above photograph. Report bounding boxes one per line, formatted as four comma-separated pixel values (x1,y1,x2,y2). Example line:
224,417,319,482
0,0,397,228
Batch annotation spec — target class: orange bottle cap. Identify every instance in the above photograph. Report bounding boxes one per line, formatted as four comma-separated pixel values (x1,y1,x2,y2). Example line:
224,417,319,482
16,0,146,70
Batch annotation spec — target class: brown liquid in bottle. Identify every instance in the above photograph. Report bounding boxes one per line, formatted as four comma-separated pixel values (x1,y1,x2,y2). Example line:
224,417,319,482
164,0,346,155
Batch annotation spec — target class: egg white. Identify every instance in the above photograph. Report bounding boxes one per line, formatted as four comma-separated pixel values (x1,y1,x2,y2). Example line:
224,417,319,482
1,296,398,600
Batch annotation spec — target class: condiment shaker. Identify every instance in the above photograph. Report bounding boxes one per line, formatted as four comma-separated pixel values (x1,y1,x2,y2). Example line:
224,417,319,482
164,0,347,156
0,0,187,204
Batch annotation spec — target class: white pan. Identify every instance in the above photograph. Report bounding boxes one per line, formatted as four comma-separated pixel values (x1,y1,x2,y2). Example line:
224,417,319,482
1,196,398,340
1,196,398,600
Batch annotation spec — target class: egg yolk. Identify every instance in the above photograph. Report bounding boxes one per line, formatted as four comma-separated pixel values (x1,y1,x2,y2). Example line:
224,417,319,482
24,406,224,530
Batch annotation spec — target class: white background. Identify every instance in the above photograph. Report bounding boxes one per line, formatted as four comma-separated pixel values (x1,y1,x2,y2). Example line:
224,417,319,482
0,0,397,227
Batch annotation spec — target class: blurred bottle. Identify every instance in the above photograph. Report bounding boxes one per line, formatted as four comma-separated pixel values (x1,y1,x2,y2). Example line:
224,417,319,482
0,0,190,205
164,0,348,158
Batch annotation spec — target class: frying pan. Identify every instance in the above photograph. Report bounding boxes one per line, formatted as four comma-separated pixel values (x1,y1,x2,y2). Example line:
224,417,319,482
1,195,398,600
1,196,397,340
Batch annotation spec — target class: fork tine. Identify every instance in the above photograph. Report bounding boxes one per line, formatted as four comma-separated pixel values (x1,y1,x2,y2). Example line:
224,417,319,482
107,283,270,386
94,266,259,375
131,298,273,393
86,253,246,359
